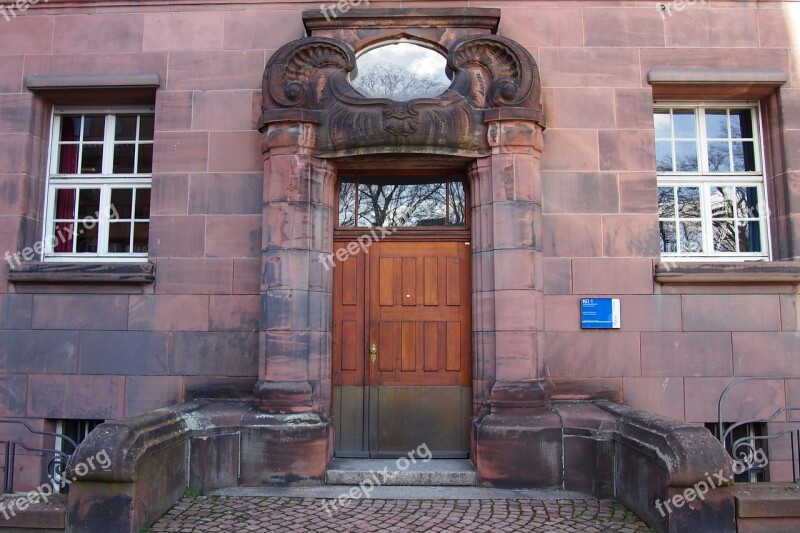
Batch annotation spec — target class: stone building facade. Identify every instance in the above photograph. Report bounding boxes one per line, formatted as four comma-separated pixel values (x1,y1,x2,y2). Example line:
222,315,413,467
0,1,799,527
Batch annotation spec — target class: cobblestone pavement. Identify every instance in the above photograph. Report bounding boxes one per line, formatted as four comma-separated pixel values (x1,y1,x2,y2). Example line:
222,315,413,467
150,496,654,532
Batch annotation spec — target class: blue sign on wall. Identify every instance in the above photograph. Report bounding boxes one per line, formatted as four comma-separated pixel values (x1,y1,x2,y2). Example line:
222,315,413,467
580,298,621,329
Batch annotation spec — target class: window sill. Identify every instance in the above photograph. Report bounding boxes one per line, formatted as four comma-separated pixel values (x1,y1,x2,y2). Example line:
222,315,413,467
654,261,800,285
7,261,155,285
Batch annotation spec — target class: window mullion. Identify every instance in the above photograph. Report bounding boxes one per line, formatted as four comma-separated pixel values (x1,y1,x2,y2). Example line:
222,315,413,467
697,107,708,174
701,184,713,254
98,185,111,255
102,115,115,175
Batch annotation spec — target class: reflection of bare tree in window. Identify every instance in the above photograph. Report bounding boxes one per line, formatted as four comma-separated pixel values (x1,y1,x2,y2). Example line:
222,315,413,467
359,182,445,226
676,152,698,172
448,182,466,226
338,181,356,226
352,64,450,101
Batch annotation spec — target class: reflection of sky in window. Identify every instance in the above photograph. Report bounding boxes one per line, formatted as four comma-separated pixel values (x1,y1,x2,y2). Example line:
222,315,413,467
357,42,446,77
351,42,450,100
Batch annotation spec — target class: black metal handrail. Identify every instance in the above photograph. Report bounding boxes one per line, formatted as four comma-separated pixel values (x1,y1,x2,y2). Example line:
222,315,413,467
0,419,78,493
717,377,800,483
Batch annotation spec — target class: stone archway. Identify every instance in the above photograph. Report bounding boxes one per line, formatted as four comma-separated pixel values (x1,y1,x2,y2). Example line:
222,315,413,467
254,8,549,485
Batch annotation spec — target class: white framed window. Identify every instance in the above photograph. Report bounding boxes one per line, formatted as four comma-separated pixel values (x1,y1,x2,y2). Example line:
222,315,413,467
654,104,769,260
44,107,153,262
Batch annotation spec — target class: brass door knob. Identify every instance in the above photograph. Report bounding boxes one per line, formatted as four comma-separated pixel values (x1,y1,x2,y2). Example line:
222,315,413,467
370,343,377,366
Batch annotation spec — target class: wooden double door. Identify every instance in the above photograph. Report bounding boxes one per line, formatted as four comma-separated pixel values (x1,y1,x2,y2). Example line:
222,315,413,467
332,239,472,458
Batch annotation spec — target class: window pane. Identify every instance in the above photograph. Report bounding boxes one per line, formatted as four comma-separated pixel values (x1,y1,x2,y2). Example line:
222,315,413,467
448,181,466,226
133,222,149,253
53,222,75,253
659,221,677,253
736,187,759,219
76,224,98,253
356,177,447,227
137,144,153,174
111,189,133,219
713,220,736,252
338,178,356,227
108,222,131,253
673,110,697,138
135,189,151,219
113,144,135,173
139,115,155,141
77,189,100,219
58,143,79,174
710,186,734,219
81,144,103,174
677,187,700,218
732,141,756,172
654,111,671,138
54,189,76,219
115,115,138,141
707,141,730,172
730,109,753,139
705,110,728,138
738,221,761,253
60,116,81,142
658,187,675,218
675,141,698,171
679,221,703,252
82,116,105,142
656,141,673,172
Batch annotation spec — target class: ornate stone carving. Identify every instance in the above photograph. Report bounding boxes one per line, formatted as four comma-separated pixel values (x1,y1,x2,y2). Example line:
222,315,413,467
260,27,543,158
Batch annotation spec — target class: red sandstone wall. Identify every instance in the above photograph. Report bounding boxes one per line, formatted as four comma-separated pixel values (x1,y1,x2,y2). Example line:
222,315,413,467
0,0,797,488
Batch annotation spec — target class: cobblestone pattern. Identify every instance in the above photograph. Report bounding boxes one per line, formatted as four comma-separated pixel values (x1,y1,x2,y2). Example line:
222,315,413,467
150,496,654,532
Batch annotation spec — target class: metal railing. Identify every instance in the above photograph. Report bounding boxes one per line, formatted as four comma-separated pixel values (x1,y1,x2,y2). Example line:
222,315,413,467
0,419,77,493
717,377,800,483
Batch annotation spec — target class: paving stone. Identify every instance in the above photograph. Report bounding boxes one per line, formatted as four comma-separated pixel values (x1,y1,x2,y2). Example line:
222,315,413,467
149,496,653,532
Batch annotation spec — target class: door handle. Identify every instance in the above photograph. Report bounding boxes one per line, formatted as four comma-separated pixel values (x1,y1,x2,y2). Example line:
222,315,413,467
370,343,377,366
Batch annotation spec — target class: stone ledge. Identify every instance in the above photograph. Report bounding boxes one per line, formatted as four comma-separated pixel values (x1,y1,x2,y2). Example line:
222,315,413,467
7,262,155,285
26,72,160,91
597,400,733,487
654,261,800,285
649,68,787,99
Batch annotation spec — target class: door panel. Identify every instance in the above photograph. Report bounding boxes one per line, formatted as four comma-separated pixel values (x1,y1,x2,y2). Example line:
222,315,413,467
333,240,471,458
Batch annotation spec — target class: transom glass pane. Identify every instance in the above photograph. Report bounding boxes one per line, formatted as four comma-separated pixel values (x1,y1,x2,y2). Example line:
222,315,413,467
350,42,451,101
338,175,466,228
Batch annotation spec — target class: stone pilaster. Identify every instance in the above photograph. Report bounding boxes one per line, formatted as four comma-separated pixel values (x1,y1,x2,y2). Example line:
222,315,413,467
249,120,334,483
472,115,561,487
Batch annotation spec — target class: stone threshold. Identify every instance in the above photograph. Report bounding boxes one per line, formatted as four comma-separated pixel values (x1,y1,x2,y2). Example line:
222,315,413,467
325,458,476,486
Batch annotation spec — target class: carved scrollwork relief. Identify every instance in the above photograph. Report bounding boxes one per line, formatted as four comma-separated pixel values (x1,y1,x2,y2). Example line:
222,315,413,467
260,31,543,157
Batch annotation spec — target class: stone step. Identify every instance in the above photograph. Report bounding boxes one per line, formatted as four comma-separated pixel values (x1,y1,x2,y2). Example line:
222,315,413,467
325,458,477,486
734,483,800,533
0,493,66,532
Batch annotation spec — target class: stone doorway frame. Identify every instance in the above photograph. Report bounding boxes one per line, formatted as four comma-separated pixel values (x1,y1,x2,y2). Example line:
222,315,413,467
255,8,548,485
